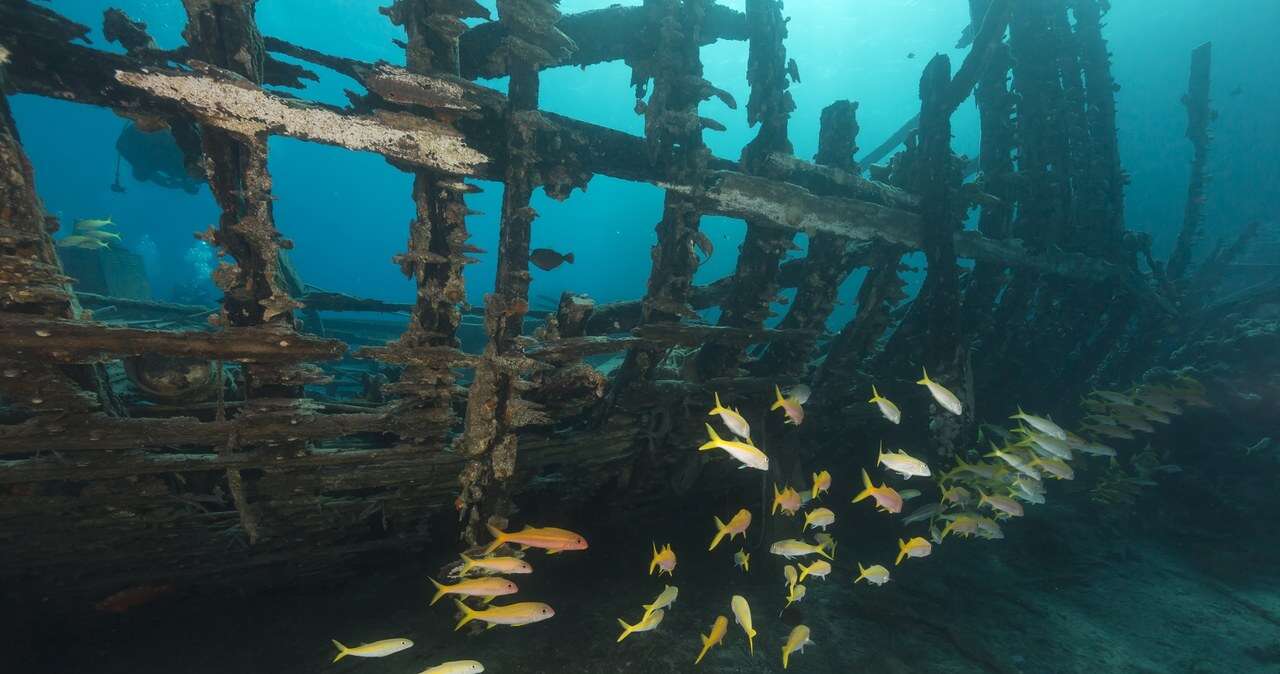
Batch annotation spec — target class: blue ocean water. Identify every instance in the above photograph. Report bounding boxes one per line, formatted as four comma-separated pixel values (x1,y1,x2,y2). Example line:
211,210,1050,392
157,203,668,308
14,1,1278,328
5,2,1280,673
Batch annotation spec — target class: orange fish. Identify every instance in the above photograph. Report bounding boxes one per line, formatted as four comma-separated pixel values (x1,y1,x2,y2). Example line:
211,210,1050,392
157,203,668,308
483,523,588,555
94,584,175,613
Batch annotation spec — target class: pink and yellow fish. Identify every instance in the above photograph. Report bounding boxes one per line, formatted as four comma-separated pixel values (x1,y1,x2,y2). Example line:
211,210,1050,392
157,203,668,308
483,523,588,555
852,468,903,514
649,542,677,576
771,385,805,425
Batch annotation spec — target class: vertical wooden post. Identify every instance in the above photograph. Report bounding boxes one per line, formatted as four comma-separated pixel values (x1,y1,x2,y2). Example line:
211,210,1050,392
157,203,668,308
382,0,487,444
0,55,100,414
757,100,864,376
913,54,971,455
456,0,574,545
694,0,795,379
1168,42,1213,282
608,0,711,392
180,0,301,545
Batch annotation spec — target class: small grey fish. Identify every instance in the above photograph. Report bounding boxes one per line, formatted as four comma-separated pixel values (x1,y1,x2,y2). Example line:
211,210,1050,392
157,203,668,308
529,248,574,271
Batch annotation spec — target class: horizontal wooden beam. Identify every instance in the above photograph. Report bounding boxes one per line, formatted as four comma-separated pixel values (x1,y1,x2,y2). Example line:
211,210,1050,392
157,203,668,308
0,314,346,364
0,408,387,454
457,3,748,79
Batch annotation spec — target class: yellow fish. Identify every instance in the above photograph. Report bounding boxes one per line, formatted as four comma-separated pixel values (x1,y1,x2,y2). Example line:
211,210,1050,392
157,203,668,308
854,562,891,586
734,549,750,572
810,470,832,499
453,600,555,630
699,424,770,470
877,443,932,478
483,523,588,555
868,385,902,424
649,542,677,576
418,661,484,674
331,637,413,662
57,235,107,249
1032,456,1075,480
797,559,831,582
454,553,532,577
771,484,802,516
940,512,982,540
642,585,678,617
617,608,665,642
1010,407,1067,440
73,217,115,230
895,537,932,565
781,624,813,669
814,533,837,559
731,595,757,655
782,583,806,610
917,367,963,416
694,615,728,665
769,538,833,560
851,468,903,513
802,507,835,531
708,392,752,440
82,229,121,241
978,490,1025,518
782,564,798,593
771,385,805,425
429,576,518,605
709,509,752,551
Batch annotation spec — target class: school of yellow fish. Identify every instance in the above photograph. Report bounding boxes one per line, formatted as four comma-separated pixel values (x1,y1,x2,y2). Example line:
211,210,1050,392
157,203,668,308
329,371,1204,671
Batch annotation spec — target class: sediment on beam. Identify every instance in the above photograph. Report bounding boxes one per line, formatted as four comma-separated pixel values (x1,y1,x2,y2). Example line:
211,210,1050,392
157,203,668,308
0,314,346,364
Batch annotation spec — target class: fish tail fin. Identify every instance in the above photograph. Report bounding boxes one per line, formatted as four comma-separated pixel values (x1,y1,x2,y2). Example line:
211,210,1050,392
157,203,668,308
709,392,727,415
331,640,349,663
457,552,474,575
783,646,791,669
699,424,721,451
616,618,635,643
482,523,506,555
810,473,819,500
1010,405,1026,420
797,561,811,582
917,367,931,385
852,468,873,503
564,252,575,264
855,562,867,583
895,539,908,566
770,483,781,515
453,599,477,631
709,517,727,551
770,385,786,411
429,577,448,606
695,633,712,664
869,384,880,402
816,541,834,561
877,441,885,466
747,628,756,655
649,542,658,574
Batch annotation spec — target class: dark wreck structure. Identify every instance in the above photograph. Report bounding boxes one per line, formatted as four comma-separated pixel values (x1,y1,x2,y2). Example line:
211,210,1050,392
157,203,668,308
0,0,1275,611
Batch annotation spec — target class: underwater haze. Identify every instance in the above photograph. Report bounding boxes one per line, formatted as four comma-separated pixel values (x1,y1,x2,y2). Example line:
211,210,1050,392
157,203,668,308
4,1,1280,673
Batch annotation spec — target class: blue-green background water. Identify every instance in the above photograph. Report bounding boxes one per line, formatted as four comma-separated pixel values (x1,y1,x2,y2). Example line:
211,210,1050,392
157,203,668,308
12,0,1279,326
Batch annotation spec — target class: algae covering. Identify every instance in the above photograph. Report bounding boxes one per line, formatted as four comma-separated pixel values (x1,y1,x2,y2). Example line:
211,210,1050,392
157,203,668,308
1,0,1278,672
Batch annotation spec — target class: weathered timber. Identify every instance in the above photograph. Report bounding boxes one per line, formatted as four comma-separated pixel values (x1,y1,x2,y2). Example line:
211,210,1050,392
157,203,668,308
633,322,817,347
1168,42,1213,282
695,0,796,379
757,99,866,375
0,409,388,454
858,114,918,169
963,0,1017,331
457,2,747,79
1073,0,1127,256
609,0,713,390
0,9,1128,285
456,0,573,546
0,314,345,364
